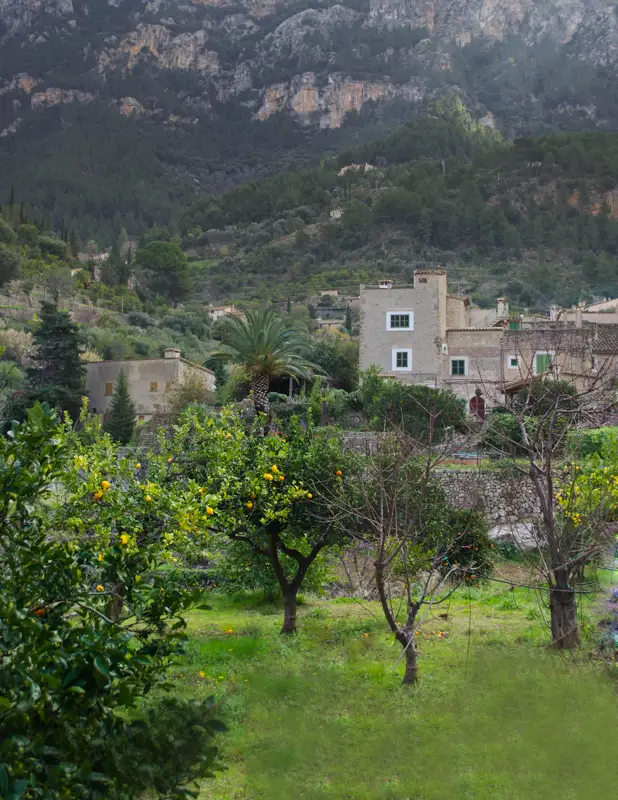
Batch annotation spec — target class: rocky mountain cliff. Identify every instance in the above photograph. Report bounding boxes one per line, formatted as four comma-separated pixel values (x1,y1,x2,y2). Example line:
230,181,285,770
1,0,618,238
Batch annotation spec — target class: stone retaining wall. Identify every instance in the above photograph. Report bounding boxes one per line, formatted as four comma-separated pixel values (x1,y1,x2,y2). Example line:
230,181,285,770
435,469,540,524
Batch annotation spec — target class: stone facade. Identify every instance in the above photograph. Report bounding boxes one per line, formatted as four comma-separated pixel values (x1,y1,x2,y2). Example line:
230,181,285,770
86,349,215,423
435,470,541,524
359,270,510,406
359,271,447,387
444,328,504,401
359,270,618,410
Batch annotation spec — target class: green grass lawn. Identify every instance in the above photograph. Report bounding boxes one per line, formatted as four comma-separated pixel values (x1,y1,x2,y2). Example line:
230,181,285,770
171,576,618,800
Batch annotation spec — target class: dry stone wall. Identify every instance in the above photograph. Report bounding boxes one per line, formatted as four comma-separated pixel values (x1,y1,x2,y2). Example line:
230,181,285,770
436,470,540,523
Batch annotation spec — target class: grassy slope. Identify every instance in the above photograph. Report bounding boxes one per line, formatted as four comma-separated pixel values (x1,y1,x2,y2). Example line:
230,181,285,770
172,571,617,799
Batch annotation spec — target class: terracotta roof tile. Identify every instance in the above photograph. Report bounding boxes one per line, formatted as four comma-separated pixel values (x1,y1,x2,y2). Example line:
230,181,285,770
590,324,618,354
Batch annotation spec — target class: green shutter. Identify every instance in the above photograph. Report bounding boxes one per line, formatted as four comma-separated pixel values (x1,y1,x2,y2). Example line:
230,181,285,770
536,353,552,374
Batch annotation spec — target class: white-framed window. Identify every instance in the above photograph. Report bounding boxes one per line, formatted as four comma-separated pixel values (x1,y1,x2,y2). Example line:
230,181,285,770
450,357,468,377
534,350,555,375
508,355,520,369
386,311,414,331
392,348,412,371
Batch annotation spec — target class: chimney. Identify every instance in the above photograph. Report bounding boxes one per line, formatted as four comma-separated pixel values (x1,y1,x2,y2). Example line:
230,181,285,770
496,297,508,318
549,305,560,322
575,307,583,329
164,348,181,359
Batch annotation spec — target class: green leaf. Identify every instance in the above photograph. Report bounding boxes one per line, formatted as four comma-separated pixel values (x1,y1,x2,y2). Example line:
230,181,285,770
62,667,83,688
0,765,9,795
94,656,110,678
6,779,29,800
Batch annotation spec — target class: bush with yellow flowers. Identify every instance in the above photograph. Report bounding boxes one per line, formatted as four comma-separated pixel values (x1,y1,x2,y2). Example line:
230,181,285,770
0,405,223,799
555,450,618,527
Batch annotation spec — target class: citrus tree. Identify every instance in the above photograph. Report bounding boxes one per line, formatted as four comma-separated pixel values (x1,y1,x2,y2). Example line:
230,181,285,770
0,404,223,799
163,408,355,633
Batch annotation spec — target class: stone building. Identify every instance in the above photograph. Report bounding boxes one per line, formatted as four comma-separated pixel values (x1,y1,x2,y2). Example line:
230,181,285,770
87,348,215,423
207,305,244,323
359,269,618,413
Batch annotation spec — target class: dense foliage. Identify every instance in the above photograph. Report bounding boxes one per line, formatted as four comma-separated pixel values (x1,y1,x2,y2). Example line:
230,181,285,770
8,102,618,308
567,426,618,460
179,106,618,306
355,367,466,442
3,0,618,244
0,405,223,799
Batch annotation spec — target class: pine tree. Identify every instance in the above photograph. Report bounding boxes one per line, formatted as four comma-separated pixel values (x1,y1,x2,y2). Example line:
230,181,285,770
103,371,136,444
21,302,86,422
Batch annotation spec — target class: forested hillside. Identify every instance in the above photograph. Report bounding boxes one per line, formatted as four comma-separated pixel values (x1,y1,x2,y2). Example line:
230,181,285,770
180,105,618,308
2,0,618,239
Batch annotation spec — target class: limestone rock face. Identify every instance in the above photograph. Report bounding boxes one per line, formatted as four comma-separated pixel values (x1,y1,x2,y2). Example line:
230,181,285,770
30,87,95,110
1,0,618,132
97,24,220,75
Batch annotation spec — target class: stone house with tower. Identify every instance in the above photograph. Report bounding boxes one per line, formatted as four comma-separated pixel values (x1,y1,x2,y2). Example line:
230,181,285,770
359,269,618,416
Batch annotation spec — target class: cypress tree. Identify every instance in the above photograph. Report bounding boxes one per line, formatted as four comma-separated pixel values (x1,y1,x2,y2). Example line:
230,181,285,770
103,371,136,444
69,229,79,258
345,306,352,333
20,302,86,422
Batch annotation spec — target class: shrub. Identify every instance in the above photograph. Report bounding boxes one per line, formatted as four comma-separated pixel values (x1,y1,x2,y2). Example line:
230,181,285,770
481,412,539,456
267,391,289,404
357,368,466,442
567,427,618,459
38,236,68,260
159,311,211,339
125,311,157,328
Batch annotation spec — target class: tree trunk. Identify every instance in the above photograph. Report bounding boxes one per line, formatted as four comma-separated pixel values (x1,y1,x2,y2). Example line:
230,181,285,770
281,589,297,634
549,582,579,649
251,373,270,415
108,582,125,624
396,630,418,685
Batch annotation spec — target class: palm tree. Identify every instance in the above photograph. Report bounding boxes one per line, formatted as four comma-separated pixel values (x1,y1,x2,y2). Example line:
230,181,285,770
212,309,319,414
